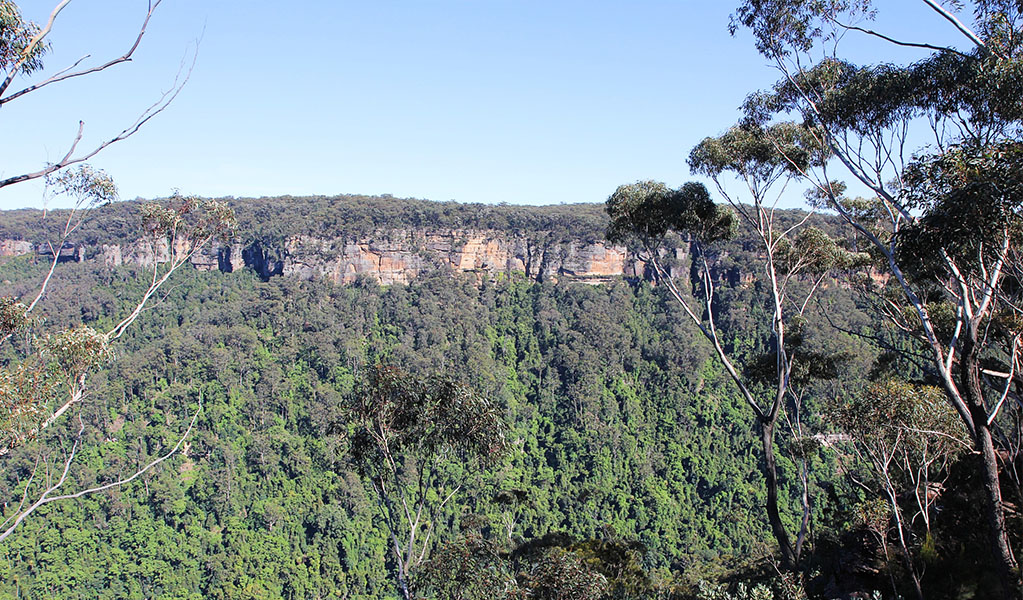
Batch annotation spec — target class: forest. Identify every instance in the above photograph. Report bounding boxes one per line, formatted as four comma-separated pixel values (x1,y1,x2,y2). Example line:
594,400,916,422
2,1,1023,599
0,192,1016,599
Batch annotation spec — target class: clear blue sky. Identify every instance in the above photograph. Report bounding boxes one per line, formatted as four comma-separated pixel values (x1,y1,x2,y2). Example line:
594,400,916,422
0,1,965,210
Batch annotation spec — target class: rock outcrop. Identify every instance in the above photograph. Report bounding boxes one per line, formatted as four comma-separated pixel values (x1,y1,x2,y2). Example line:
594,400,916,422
0,228,657,286
0,240,33,257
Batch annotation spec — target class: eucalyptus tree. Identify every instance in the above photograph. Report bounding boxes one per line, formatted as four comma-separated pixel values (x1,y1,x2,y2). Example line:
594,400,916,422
830,381,970,600
340,365,509,600
0,0,221,543
413,533,518,600
606,123,860,569
731,1,1023,589
0,191,236,542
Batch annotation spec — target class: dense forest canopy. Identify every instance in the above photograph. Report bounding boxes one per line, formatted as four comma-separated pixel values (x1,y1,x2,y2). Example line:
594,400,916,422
0,196,612,246
0,240,870,598
0,194,845,249
0,193,1012,598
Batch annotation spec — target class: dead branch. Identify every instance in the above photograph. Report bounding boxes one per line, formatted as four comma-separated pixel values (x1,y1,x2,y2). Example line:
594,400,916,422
0,1,165,107
0,30,197,191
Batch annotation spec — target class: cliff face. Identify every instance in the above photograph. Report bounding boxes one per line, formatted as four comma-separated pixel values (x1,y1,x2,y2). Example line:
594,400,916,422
0,228,657,285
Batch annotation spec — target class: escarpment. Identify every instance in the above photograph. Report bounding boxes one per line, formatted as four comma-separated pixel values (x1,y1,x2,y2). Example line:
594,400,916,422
0,194,787,286
0,228,652,285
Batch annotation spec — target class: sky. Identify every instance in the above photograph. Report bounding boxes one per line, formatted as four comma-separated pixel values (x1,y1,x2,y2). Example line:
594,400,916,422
0,1,969,210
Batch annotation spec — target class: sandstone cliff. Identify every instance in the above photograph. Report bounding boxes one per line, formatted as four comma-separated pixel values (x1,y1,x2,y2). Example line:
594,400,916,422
0,194,790,286
0,228,661,286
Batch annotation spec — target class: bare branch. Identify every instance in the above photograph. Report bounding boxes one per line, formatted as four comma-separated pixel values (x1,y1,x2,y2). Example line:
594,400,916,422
989,338,1020,426
831,17,973,59
0,395,200,543
921,0,997,56
0,1,165,106
0,0,73,98
0,39,197,191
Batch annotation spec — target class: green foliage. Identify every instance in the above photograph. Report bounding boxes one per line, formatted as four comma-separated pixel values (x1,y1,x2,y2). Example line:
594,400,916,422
605,181,736,246
572,537,655,597
743,50,1022,148
729,0,875,57
828,380,973,597
0,253,837,597
40,325,111,385
830,382,965,453
519,546,609,600
141,195,238,245
0,0,46,75
0,296,28,337
340,365,511,597
345,365,508,470
6,198,991,597
46,165,118,209
774,227,868,276
688,123,825,182
510,533,665,599
693,581,774,600
0,362,55,449
898,141,1023,281
414,533,517,600
830,380,968,469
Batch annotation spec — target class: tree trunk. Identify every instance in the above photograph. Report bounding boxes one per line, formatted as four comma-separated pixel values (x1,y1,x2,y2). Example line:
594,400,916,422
397,571,412,600
887,490,925,600
961,330,1020,598
392,536,413,600
761,418,797,569
974,421,1019,599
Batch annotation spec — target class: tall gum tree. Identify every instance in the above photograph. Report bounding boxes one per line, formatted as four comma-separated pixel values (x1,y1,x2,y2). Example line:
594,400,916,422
338,365,509,600
732,0,1023,593
606,123,862,569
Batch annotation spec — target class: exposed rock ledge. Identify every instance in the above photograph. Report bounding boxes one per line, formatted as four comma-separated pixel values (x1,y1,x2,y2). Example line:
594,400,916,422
0,229,669,286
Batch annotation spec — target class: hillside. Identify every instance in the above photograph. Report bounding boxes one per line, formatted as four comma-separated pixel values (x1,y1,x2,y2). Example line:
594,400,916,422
0,196,1005,599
